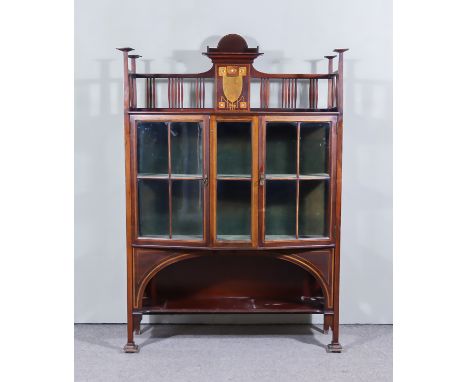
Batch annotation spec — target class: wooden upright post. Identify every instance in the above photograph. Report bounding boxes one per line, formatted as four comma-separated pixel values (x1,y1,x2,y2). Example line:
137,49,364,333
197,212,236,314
324,55,336,109
116,48,134,111
333,49,348,113
326,48,348,354
128,54,141,108
117,47,139,353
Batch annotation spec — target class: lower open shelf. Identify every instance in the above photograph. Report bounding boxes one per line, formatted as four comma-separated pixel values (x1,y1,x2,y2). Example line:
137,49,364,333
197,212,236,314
138,254,327,314
138,296,324,314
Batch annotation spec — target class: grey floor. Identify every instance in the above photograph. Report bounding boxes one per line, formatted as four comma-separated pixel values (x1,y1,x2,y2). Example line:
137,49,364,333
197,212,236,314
75,324,392,382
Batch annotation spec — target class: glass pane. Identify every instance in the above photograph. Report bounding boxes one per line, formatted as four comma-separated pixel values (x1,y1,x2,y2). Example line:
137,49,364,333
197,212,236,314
171,122,203,175
138,179,169,237
217,122,251,176
265,122,297,175
137,122,168,175
172,180,203,239
299,180,328,238
265,180,296,240
217,180,251,240
300,122,329,175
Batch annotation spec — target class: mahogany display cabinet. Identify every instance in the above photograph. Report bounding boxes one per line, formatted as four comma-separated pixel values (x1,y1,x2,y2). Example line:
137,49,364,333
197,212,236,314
117,35,348,353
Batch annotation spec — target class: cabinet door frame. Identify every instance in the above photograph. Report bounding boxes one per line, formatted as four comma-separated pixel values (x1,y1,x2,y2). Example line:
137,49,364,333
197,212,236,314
129,114,210,246
259,115,338,247
209,115,259,247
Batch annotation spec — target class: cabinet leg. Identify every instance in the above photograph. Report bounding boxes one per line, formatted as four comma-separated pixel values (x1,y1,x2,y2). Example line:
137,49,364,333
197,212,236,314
323,314,332,334
123,313,139,353
327,315,342,353
134,314,142,335
327,342,342,353
123,342,139,353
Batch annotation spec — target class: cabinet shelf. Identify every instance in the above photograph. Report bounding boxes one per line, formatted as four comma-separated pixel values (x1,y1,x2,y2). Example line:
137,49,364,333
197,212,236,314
217,175,251,180
217,234,251,241
138,174,203,179
138,174,329,181
139,296,325,314
172,174,203,179
171,235,203,240
137,174,169,179
265,174,330,180
265,234,296,240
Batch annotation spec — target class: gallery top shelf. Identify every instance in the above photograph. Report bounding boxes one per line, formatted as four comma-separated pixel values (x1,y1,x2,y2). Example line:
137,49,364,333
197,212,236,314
117,34,348,114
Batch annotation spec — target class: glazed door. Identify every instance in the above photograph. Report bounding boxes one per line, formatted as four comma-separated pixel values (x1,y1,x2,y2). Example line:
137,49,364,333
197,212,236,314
210,117,258,246
259,116,336,246
131,115,209,245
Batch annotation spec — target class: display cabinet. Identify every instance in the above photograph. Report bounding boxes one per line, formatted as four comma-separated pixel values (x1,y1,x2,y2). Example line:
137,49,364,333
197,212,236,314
117,35,348,353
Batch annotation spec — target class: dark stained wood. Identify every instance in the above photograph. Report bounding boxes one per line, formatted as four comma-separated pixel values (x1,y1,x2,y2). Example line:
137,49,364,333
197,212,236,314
309,79,313,108
332,76,336,108
138,252,326,310
308,78,319,110
168,122,172,238
117,46,139,353
266,79,270,108
132,248,333,309
333,49,349,114
137,299,324,314
195,78,199,108
329,50,347,352
145,78,149,108
213,34,249,52
167,78,170,108
294,79,297,108
251,117,259,247
117,47,133,111
323,314,332,334
118,35,348,353
202,78,205,108
282,79,286,108
203,115,210,245
258,116,265,245
260,79,264,108
208,116,217,245
296,122,300,239
129,109,339,115
171,78,175,108
152,78,157,108
133,243,336,251
171,78,175,107
128,55,140,108
314,79,319,109
180,78,183,108
325,55,336,109
204,34,262,64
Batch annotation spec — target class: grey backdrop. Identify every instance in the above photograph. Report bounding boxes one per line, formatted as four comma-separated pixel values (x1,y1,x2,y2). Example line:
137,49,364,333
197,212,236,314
75,0,392,324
